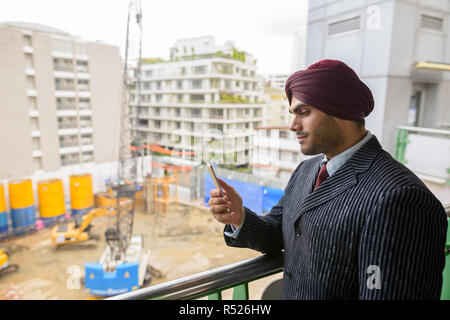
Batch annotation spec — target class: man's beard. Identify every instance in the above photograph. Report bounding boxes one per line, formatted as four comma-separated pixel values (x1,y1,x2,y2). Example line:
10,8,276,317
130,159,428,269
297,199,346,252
299,116,342,156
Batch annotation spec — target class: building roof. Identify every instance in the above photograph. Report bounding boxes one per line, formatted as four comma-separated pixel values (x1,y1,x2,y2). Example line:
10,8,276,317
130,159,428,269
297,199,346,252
0,21,71,36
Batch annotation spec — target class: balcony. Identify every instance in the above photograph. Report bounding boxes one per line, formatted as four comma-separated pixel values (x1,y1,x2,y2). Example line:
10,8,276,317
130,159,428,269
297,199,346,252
58,122,78,130
395,126,450,185
55,84,75,91
59,139,78,148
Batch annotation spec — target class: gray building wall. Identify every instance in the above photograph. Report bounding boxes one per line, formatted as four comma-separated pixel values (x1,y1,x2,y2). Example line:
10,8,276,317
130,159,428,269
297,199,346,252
0,23,122,181
305,0,450,154
88,42,122,165
33,32,60,172
0,27,33,179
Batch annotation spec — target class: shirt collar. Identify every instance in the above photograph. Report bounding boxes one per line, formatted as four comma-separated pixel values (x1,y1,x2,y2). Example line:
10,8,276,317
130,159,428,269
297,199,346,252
321,130,372,176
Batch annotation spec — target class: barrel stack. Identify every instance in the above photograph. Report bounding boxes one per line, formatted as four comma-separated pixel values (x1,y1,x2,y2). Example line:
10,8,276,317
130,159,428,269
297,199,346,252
70,174,94,217
0,184,8,239
37,179,66,225
8,179,36,236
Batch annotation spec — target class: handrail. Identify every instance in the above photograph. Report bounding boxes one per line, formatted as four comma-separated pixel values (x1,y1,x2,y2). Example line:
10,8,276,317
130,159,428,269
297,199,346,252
396,125,450,136
106,253,284,300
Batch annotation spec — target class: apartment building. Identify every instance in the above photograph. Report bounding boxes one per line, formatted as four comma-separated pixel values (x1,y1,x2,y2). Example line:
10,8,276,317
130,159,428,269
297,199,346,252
132,36,267,165
251,126,313,181
0,22,122,180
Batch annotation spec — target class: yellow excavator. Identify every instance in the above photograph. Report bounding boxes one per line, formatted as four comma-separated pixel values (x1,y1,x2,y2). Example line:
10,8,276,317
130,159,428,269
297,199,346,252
51,207,116,246
0,249,18,276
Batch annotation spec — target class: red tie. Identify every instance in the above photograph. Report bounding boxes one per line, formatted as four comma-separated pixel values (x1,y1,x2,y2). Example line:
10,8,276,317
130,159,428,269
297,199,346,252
314,163,329,191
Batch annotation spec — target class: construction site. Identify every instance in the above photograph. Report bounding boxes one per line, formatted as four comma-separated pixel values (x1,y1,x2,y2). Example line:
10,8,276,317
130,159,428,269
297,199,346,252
0,176,268,300
0,0,289,300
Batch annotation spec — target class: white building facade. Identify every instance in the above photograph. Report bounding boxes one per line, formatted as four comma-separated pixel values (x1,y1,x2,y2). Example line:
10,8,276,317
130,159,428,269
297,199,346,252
132,36,267,166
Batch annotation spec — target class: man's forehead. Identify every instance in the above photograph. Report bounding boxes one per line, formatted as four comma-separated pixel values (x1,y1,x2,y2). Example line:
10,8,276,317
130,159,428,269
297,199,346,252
289,98,309,113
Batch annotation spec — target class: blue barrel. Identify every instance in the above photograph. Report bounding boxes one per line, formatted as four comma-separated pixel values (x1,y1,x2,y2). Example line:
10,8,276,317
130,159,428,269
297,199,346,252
72,207,93,217
11,206,35,236
0,183,7,239
0,211,8,239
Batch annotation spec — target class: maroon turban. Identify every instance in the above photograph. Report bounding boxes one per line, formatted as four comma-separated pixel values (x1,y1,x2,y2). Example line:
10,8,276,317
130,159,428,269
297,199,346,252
285,59,374,121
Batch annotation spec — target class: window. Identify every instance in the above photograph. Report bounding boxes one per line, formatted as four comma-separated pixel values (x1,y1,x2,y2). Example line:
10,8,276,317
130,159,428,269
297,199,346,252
177,80,183,89
420,14,444,32
190,94,205,103
145,70,153,77
192,79,203,89
78,79,90,91
328,16,361,36
192,65,207,74
76,60,88,72
25,53,33,69
81,134,93,145
156,94,163,103
80,115,92,128
190,109,201,118
142,81,152,90
79,98,90,109
23,34,32,46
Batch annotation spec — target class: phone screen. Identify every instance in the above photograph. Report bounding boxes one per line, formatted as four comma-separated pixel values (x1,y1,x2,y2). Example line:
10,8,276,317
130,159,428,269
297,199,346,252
206,162,230,213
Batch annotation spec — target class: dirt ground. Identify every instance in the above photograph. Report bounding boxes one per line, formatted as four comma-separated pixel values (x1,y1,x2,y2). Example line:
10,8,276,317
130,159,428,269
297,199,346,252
0,201,282,300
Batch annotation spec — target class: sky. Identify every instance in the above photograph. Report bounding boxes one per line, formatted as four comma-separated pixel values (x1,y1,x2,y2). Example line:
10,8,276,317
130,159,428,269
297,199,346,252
0,0,308,75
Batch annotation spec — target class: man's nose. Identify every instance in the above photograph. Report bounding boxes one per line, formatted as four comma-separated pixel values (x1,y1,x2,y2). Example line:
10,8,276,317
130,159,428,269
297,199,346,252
289,117,301,132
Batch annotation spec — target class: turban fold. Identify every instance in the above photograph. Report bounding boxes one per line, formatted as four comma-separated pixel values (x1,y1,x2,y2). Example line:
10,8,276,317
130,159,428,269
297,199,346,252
285,59,374,121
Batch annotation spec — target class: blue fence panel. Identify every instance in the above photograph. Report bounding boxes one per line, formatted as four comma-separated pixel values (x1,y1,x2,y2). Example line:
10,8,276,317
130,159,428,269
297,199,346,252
262,186,284,214
204,174,283,216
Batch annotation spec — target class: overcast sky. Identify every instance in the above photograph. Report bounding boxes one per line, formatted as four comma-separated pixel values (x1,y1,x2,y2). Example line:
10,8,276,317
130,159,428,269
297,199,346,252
0,0,308,74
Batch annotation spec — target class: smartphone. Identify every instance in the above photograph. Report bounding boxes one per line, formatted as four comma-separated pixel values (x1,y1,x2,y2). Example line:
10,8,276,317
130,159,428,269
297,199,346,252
206,162,231,213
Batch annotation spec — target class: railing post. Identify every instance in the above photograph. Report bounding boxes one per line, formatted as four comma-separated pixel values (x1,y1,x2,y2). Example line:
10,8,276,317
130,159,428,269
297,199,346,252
395,128,409,164
208,291,222,300
232,283,249,300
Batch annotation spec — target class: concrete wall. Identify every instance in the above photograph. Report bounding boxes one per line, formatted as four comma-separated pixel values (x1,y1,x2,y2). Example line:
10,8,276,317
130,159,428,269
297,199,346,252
0,27,33,179
87,42,122,165
33,32,60,172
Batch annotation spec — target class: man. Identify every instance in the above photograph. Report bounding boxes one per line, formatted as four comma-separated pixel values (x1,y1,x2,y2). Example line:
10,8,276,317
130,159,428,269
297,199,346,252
208,59,448,300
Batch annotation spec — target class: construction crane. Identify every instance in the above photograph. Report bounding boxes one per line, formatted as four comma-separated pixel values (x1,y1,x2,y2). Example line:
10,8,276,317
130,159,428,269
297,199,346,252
84,0,151,296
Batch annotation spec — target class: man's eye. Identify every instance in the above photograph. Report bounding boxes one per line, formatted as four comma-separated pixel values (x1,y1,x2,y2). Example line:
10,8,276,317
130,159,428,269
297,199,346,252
300,111,310,117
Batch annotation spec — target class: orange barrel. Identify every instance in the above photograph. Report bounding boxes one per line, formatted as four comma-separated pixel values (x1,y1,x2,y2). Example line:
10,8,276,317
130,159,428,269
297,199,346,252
37,179,65,224
8,179,35,235
0,183,8,239
95,192,116,208
70,174,94,216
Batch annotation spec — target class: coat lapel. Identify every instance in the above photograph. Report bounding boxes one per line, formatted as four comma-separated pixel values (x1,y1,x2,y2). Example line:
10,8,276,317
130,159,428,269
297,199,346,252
292,135,383,223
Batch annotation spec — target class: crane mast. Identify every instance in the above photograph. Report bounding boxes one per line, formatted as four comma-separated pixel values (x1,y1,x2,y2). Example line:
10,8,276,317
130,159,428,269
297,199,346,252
104,0,143,268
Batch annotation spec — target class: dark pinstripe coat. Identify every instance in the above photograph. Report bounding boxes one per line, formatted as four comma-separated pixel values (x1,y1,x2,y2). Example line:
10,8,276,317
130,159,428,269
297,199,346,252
224,136,448,299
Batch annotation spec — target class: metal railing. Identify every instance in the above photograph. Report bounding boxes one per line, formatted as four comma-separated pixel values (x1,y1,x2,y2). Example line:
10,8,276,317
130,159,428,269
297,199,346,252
106,253,284,300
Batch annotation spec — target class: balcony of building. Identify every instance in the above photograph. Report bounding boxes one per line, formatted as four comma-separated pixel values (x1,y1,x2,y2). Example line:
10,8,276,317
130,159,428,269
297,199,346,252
395,125,450,204
53,57,74,72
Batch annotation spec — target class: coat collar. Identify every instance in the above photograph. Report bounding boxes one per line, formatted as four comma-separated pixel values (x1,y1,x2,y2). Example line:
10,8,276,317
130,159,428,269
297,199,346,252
292,135,383,223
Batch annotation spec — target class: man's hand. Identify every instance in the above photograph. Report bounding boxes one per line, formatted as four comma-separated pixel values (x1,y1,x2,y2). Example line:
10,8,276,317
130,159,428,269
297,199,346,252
208,178,245,229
